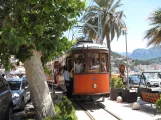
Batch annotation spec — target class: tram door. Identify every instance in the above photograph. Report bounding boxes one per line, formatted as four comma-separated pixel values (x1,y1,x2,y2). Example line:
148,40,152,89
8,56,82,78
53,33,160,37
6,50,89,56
66,57,74,93
66,58,74,72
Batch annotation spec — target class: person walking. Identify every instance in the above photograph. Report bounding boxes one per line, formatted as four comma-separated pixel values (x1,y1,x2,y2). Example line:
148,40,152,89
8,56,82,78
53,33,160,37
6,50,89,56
63,66,72,98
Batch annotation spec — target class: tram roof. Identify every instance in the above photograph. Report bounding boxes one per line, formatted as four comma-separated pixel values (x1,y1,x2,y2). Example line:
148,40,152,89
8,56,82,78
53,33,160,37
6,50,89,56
71,41,108,51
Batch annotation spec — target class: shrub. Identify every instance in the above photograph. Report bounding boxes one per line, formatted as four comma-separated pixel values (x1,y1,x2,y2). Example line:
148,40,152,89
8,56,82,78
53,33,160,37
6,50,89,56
44,96,77,120
110,77,123,88
156,95,161,112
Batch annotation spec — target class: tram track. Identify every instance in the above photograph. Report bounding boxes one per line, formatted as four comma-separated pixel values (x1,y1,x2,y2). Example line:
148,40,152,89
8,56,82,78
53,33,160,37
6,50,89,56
74,100,121,120
96,102,122,120
75,100,95,120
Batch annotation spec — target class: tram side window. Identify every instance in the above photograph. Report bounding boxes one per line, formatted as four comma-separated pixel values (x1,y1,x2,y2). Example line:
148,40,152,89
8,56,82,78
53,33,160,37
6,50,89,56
88,53,99,73
100,54,108,72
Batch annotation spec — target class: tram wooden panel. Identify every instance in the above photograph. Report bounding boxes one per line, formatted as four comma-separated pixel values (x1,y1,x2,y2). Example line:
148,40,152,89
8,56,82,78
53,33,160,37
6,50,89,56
73,74,110,95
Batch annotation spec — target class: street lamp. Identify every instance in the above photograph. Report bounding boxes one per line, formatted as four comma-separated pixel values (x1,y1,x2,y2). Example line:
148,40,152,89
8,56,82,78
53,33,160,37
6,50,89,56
122,28,129,89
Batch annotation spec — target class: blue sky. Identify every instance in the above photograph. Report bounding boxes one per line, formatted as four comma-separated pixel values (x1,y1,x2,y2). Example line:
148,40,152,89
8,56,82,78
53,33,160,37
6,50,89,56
110,0,161,53
64,0,161,53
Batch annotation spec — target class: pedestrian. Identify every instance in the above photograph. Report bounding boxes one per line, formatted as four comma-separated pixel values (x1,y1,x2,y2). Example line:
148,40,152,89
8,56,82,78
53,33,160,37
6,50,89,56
69,67,74,93
63,66,72,98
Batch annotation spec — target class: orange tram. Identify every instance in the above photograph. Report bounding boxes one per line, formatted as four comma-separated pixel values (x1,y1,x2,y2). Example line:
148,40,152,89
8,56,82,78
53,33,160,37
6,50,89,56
66,41,110,101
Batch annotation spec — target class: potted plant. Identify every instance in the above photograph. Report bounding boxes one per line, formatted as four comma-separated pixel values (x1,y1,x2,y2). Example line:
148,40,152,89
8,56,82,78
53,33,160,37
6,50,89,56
110,77,123,100
121,83,138,103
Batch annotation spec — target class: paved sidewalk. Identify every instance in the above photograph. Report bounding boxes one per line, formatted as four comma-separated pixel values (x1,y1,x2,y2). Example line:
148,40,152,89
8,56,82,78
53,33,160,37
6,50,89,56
103,98,161,120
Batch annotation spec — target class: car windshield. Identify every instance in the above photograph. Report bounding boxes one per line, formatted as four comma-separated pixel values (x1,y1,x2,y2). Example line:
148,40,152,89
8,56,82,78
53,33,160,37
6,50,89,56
8,81,21,90
130,76,140,82
142,72,161,80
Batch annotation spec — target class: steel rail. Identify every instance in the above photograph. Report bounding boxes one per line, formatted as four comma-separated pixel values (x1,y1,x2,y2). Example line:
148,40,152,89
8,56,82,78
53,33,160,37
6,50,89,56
75,100,96,120
96,102,122,120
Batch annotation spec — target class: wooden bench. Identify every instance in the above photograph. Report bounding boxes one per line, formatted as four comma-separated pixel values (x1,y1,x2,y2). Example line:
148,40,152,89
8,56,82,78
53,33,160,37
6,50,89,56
140,90,160,115
141,92,160,104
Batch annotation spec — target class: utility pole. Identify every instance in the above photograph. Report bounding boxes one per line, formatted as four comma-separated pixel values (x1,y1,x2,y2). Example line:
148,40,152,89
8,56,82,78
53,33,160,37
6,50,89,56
125,29,129,89
97,12,103,44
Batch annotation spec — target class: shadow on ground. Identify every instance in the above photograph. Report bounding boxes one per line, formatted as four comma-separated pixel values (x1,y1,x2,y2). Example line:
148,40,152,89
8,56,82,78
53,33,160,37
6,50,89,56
13,101,35,120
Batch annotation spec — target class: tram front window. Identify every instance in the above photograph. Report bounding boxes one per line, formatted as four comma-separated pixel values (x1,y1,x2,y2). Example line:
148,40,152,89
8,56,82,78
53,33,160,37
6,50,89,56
88,53,100,73
73,53,108,73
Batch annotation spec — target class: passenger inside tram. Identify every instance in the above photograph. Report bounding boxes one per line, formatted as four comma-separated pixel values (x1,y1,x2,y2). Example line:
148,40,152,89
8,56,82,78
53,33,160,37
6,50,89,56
82,61,86,73
87,53,100,72
75,59,83,73
96,58,99,65
101,58,107,72
88,54,92,70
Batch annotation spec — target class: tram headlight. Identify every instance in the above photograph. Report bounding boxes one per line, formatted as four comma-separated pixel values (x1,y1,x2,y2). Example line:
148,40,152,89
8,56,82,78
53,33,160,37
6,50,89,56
93,84,97,89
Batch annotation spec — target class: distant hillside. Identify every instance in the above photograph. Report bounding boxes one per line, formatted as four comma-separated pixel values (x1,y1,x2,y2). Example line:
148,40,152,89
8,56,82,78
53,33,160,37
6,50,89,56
111,52,151,70
111,52,122,58
117,46,161,60
116,52,131,57
146,57,161,64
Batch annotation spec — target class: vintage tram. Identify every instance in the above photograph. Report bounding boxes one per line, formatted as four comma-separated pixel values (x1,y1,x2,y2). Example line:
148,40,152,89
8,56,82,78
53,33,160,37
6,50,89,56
66,40,110,101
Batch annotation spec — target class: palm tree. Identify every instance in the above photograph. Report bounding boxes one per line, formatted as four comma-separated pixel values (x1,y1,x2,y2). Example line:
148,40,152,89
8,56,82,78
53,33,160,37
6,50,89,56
145,8,161,46
81,0,126,76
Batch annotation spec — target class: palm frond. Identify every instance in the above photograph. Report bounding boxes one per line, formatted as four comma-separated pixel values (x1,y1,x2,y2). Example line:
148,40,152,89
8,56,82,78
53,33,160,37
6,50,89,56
149,9,161,26
83,18,98,39
81,5,101,23
145,26,161,46
106,0,115,11
109,0,123,13
81,0,125,43
145,8,161,46
94,0,112,8
86,5,101,12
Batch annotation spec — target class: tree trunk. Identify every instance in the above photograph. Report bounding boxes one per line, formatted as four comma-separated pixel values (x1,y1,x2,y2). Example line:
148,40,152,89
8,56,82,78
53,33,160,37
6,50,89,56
106,34,111,79
24,50,55,120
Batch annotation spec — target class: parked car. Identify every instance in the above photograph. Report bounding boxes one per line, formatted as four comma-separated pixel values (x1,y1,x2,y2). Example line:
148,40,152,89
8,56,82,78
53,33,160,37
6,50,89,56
7,78,30,110
129,75,140,85
129,75,143,87
0,77,13,120
141,71,161,87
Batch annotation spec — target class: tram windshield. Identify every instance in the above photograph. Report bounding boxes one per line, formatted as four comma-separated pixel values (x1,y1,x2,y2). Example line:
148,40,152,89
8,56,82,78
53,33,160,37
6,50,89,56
68,52,108,74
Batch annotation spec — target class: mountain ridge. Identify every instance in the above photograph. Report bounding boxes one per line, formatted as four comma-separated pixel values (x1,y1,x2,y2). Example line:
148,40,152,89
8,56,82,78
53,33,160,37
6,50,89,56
116,45,161,60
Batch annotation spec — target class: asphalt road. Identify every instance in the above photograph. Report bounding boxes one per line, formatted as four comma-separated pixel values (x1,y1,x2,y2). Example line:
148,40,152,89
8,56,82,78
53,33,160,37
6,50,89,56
13,101,34,120
13,85,57,120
